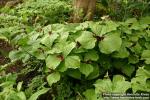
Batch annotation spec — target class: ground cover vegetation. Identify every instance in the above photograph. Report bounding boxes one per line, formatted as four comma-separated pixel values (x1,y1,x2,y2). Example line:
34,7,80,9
0,0,150,100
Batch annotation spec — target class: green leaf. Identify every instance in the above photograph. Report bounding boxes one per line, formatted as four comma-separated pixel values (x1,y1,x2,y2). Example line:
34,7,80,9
125,18,137,24
65,56,80,69
131,66,150,93
128,55,139,64
63,23,80,33
84,50,99,61
29,88,49,100
140,16,150,25
31,50,45,60
94,78,112,93
94,75,131,94
87,64,100,80
46,55,62,69
0,34,8,40
57,61,67,72
59,32,69,42
112,75,131,93
130,22,141,30
145,42,150,49
83,89,98,100
67,69,81,79
141,50,150,64
122,64,135,77
130,43,142,54
6,93,22,100
47,72,60,86
42,25,52,34
51,24,64,33
112,45,129,58
79,63,94,77
9,50,26,61
89,22,102,35
17,82,23,92
40,33,59,48
28,32,40,44
76,31,96,49
47,42,65,54
121,26,132,34
99,54,112,70
100,21,119,35
99,33,122,54
16,92,26,100
63,42,76,57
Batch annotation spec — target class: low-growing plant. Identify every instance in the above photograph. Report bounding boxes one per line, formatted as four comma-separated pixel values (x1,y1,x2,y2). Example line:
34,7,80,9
1,16,150,100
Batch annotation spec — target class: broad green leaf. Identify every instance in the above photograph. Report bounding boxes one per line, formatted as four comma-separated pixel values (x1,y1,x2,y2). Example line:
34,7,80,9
28,32,40,44
140,16,150,25
99,54,112,70
131,66,150,93
87,64,100,80
47,42,65,54
83,89,98,100
77,22,89,30
84,50,99,61
63,23,80,33
113,59,126,69
128,35,139,42
145,42,150,49
57,61,67,72
47,72,60,86
121,26,132,34
130,22,141,30
0,34,8,40
6,93,22,100
76,31,96,49
63,42,76,57
65,56,80,69
94,78,112,93
122,64,135,77
67,69,81,79
125,18,137,24
31,50,45,60
112,75,131,93
73,47,88,53
128,55,139,64
130,43,142,54
40,33,58,48
17,92,26,100
89,22,102,35
42,25,52,34
79,63,93,77
59,32,69,42
141,50,150,64
94,75,131,94
46,55,62,69
17,35,29,46
112,45,129,58
51,24,64,33
29,88,49,100
99,33,122,54
113,60,135,77
9,50,26,61
101,21,119,35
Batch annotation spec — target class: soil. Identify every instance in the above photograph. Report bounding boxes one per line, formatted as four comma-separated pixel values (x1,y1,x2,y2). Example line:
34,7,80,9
0,39,13,52
5,60,23,73
0,0,22,7
0,39,22,74
0,55,10,65
0,39,13,65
